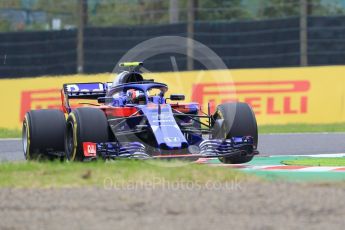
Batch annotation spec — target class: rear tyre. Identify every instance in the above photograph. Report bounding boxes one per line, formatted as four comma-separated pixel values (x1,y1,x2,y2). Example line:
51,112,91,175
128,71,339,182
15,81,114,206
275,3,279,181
22,109,66,160
65,108,109,161
213,102,258,164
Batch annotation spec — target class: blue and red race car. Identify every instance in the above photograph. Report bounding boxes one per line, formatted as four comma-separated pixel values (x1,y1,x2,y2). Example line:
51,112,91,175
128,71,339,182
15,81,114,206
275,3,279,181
22,62,258,163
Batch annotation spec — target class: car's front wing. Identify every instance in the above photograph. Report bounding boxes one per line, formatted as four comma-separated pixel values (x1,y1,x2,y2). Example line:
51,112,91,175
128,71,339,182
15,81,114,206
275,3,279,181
82,136,259,161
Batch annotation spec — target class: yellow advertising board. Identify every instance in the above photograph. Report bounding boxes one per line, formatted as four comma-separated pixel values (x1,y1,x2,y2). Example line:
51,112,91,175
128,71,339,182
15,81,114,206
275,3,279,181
1,66,345,129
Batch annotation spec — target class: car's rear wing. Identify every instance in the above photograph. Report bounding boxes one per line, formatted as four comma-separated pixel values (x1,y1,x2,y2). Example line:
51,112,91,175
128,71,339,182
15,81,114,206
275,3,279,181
63,82,112,99
61,82,112,113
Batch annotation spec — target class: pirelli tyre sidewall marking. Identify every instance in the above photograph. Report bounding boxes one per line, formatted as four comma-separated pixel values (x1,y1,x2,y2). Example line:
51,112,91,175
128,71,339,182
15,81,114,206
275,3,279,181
23,114,30,160
69,112,78,161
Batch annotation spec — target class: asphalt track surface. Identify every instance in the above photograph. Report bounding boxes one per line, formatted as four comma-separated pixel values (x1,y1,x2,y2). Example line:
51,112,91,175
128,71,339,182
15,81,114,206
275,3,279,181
1,133,345,161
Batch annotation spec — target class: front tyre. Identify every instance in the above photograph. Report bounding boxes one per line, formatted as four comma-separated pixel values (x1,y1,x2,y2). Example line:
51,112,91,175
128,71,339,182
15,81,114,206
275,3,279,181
212,102,258,164
22,109,66,160
65,108,109,161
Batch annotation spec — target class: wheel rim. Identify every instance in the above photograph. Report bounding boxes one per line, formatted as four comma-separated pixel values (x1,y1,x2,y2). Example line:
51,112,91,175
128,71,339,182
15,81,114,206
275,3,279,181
22,122,28,158
65,123,74,160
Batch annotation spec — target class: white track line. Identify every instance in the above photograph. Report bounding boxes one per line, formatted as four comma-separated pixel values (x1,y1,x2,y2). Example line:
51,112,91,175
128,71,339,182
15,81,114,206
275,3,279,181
281,153,345,158
0,138,20,141
297,167,338,172
261,132,345,135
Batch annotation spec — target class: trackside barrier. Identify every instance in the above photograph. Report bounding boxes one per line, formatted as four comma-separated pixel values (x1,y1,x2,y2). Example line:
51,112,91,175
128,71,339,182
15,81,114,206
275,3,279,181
0,66,344,129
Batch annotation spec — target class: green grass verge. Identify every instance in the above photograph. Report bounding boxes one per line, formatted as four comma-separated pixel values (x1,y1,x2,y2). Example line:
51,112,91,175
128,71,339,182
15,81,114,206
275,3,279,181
282,157,345,167
0,128,21,138
259,123,345,134
0,160,250,188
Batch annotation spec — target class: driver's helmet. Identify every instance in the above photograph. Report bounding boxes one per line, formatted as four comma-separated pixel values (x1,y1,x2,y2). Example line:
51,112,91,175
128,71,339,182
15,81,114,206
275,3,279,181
126,89,145,104
113,71,144,86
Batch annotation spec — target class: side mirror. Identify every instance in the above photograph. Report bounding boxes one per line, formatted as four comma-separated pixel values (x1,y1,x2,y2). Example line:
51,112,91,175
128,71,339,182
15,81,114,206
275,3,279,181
170,94,185,101
97,97,113,103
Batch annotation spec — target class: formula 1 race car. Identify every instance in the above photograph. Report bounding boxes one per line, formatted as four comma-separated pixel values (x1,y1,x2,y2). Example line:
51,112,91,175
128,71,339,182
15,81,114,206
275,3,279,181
22,62,258,164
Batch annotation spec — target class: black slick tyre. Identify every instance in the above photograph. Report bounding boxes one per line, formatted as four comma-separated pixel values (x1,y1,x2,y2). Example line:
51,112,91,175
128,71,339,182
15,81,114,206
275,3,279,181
22,109,66,160
213,102,258,164
65,108,109,161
